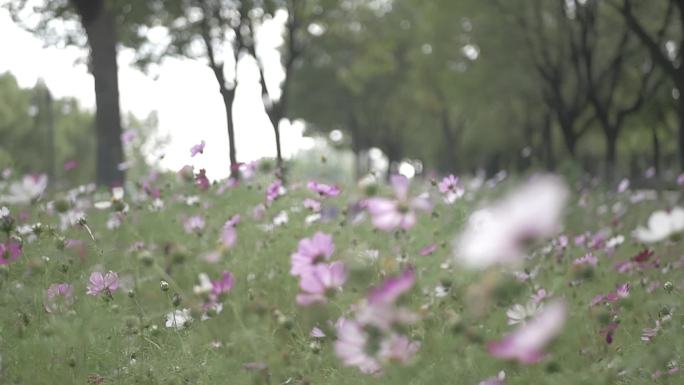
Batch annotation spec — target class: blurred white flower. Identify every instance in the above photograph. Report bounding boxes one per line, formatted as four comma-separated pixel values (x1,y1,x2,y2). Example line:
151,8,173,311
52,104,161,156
453,175,568,269
1,174,48,204
506,301,542,325
165,309,193,329
633,207,684,243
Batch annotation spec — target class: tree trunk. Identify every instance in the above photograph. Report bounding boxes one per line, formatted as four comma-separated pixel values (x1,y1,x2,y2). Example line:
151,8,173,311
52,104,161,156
267,109,284,178
220,88,238,178
604,130,618,182
541,113,555,171
678,92,684,171
75,0,125,187
651,124,661,178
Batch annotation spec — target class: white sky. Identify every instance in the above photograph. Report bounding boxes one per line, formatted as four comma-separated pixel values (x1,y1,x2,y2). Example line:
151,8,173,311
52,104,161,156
0,9,314,180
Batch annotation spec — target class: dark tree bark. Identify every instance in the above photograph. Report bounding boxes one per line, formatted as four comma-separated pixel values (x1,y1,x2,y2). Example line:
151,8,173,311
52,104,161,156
541,112,555,170
618,0,684,170
72,0,124,186
199,2,238,178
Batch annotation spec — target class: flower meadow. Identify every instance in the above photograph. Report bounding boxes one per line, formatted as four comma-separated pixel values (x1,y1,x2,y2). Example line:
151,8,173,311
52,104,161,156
0,163,683,385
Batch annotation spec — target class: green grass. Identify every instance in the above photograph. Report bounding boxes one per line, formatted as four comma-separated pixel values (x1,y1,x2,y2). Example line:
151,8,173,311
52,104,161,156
0,174,682,385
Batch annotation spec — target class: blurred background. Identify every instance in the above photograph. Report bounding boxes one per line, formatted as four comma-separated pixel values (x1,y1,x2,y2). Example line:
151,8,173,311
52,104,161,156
0,0,682,187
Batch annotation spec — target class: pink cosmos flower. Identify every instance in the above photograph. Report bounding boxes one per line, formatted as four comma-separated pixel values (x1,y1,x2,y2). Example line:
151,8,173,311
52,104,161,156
63,160,78,171
453,175,568,269
121,130,137,144
195,169,210,190
240,161,258,179
437,174,465,204
211,271,235,296
307,181,341,197
0,239,22,265
296,261,348,306
367,268,415,305
190,140,206,157
266,179,286,203
221,214,240,248
641,321,661,342
303,198,322,212
678,173,684,186
419,244,438,256
531,289,548,305
183,215,205,234
365,175,431,231
86,271,119,296
488,301,567,364
45,283,74,313
377,333,420,364
334,318,383,375
573,253,598,267
290,232,335,276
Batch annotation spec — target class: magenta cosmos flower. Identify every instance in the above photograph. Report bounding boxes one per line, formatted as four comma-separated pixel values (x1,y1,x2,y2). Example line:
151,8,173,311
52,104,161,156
211,271,235,296
365,175,431,231
44,283,74,313
307,181,341,198
86,271,119,296
290,232,335,276
190,140,205,157
296,261,348,306
266,179,286,203
0,239,22,265
488,300,567,364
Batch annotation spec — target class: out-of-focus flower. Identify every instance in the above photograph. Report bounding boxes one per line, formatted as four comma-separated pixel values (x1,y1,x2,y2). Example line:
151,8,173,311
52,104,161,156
437,175,465,204
307,181,341,197
303,198,322,212
488,301,567,364
290,232,335,276
296,261,347,306
453,175,568,269
367,268,415,305
478,371,507,385
195,169,210,190
190,140,205,157
2,174,48,204
183,215,205,235
617,178,630,193
44,283,74,313
365,175,431,231
334,268,419,375
266,179,286,203
211,271,235,296
0,239,22,265
166,308,193,329
419,244,438,256
221,215,240,248
677,173,684,186
573,253,598,267
633,207,684,243
506,301,542,325
63,160,78,171
641,320,661,342
86,271,119,296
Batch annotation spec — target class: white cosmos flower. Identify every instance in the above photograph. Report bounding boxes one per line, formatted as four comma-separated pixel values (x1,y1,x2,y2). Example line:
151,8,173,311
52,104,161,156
453,175,568,269
193,273,213,295
165,309,193,329
506,301,543,325
1,174,48,204
633,207,684,243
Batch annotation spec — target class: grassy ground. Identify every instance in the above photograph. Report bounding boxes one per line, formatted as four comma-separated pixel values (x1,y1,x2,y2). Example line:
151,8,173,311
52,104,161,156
0,171,682,385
